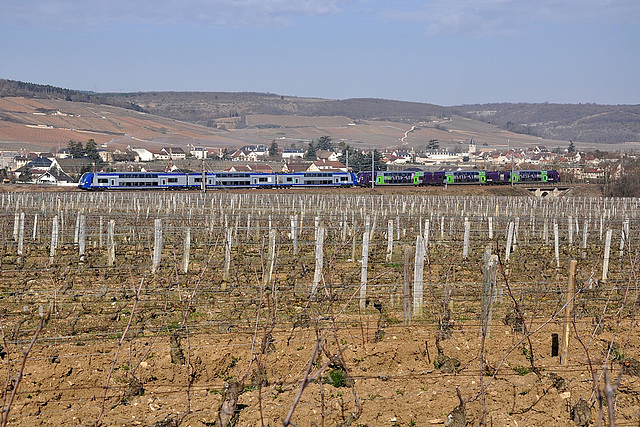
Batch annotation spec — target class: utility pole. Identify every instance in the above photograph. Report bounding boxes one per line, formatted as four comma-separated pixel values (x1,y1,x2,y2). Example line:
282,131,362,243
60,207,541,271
508,139,514,187
201,156,206,193
371,149,375,190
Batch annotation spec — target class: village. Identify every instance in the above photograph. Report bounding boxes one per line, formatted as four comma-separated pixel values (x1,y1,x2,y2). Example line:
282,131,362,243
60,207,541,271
0,138,626,186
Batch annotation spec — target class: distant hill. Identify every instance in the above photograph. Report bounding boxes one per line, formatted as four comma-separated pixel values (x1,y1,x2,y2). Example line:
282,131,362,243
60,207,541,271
460,103,640,144
0,78,145,112
98,92,640,144
1,78,639,145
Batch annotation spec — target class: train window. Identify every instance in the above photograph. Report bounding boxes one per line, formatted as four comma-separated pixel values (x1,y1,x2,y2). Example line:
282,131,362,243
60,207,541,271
194,178,202,182
98,179,108,184
168,178,178,183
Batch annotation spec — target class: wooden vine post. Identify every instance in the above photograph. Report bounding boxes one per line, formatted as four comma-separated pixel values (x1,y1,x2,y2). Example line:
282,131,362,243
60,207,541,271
561,260,577,366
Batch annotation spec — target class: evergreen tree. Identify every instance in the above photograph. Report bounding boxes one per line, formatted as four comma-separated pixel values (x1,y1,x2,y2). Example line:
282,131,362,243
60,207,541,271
304,141,317,160
85,139,102,163
269,140,279,157
427,139,439,151
68,140,85,158
346,149,384,172
316,136,333,151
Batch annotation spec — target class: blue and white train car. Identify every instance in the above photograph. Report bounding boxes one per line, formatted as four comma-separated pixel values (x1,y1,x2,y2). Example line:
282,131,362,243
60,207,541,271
78,172,189,190
276,171,356,187
79,171,356,190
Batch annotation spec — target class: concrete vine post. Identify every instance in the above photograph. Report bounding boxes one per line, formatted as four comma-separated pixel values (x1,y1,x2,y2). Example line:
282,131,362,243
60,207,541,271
50,215,58,262
311,224,324,297
505,221,514,263
413,235,425,318
152,218,162,274
403,246,413,326
463,217,470,260
480,246,498,337
386,220,393,262
78,214,86,263
554,221,560,268
561,260,577,366
182,227,191,274
17,212,24,264
223,227,233,284
602,229,613,282
107,220,115,267
359,231,370,311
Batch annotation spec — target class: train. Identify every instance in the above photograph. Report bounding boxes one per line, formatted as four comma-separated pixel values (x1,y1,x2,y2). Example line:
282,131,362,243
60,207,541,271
357,169,560,186
78,170,357,190
78,169,559,190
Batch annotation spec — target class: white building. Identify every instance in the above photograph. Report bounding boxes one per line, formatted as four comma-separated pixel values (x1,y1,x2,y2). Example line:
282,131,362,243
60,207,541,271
131,148,155,162
282,148,305,160
190,147,208,159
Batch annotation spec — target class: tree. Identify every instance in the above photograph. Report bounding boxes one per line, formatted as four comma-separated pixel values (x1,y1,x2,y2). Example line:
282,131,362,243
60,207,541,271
269,140,279,158
345,149,385,172
568,141,576,153
85,139,102,163
304,141,317,160
316,136,333,151
427,139,439,151
17,169,33,183
68,140,85,158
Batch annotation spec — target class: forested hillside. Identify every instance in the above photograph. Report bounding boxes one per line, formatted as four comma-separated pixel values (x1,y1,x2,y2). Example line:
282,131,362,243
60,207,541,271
461,103,640,144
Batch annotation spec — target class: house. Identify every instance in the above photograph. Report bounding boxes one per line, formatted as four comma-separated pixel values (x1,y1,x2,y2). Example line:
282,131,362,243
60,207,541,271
56,148,71,159
207,148,225,159
160,147,186,160
12,156,80,182
282,148,305,160
225,164,273,173
35,169,74,185
230,149,263,162
282,162,313,173
190,147,207,159
582,168,605,181
56,158,93,178
315,150,341,161
0,152,20,169
97,149,113,163
131,148,155,162
309,159,347,172
13,155,31,170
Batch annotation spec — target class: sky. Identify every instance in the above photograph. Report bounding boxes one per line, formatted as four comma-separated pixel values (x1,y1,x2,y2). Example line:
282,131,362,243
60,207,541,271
1,0,639,106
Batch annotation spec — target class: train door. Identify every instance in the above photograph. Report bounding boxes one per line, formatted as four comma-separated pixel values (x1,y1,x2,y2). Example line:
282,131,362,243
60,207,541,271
161,178,167,186
110,178,116,187
541,171,548,182
445,173,454,184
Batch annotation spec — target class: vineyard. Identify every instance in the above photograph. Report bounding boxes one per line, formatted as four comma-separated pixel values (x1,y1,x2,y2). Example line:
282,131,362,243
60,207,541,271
0,191,639,426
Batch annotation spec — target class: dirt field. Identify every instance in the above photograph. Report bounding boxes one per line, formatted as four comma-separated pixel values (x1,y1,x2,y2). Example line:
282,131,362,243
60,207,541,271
0,190,637,426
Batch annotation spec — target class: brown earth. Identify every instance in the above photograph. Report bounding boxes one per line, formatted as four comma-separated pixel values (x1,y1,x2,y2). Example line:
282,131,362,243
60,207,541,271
0,191,637,426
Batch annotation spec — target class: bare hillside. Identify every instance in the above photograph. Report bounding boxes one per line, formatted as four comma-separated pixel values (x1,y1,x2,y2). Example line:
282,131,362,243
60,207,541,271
2,79,639,152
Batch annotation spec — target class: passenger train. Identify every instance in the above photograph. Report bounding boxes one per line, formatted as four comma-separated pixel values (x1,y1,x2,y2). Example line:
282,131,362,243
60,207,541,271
78,171,357,190
78,169,559,190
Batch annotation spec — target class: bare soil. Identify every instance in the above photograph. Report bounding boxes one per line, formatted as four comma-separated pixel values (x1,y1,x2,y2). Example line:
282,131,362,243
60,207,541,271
0,191,637,427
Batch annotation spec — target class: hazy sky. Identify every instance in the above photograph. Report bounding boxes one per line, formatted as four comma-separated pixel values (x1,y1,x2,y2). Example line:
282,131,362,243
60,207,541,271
1,0,638,105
